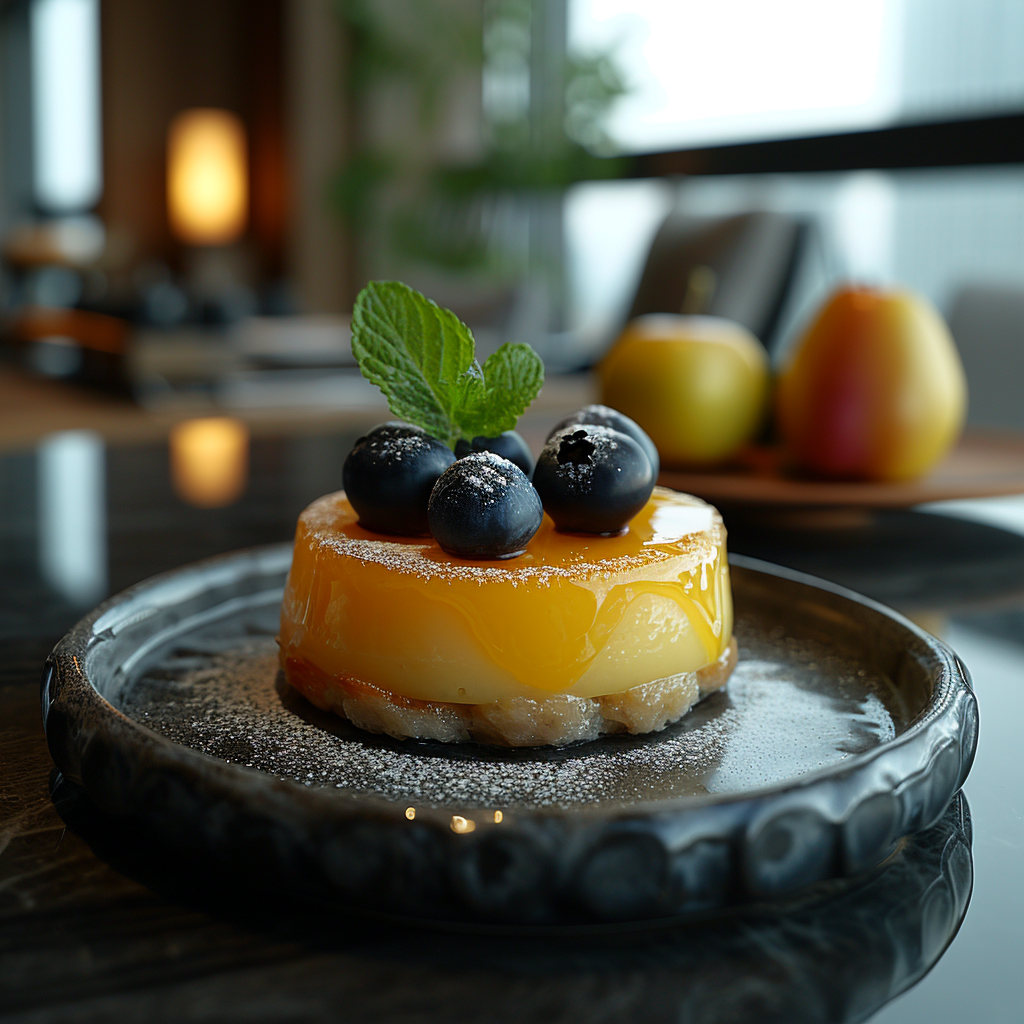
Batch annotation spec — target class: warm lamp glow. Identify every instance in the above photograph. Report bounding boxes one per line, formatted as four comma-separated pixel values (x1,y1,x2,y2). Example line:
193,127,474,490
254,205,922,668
169,417,249,508
167,109,248,245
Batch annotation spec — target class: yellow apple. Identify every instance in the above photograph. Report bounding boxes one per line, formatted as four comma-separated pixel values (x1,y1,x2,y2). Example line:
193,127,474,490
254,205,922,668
776,286,967,481
599,314,770,465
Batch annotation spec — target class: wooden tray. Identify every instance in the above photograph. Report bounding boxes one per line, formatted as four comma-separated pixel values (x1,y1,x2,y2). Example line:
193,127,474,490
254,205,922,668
659,432,1024,508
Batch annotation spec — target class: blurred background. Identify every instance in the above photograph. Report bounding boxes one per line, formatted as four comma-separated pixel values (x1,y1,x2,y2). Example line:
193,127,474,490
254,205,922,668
1,0,1024,615
1,0,1022,393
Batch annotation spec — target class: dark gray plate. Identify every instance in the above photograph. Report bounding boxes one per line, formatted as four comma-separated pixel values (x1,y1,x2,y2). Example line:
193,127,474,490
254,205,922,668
42,548,978,926
48,778,973,1022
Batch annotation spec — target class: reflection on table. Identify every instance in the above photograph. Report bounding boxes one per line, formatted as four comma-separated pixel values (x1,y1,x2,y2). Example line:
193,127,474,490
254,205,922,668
47,772,971,1024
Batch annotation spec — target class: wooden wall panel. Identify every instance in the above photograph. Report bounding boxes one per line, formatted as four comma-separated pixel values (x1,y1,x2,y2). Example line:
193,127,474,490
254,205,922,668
98,0,291,281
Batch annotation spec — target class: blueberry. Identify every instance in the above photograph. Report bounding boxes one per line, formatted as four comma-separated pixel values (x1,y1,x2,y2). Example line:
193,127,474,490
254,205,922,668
548,404,659,478
428,453,543,559
372,420,426,438
454,430,535,477
533,425,655,535
343,422,455,535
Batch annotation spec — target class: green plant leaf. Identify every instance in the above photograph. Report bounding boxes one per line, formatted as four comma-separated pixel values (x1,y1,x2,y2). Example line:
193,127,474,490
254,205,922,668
460,343,545,438
350,281,544,448
351,280,481,447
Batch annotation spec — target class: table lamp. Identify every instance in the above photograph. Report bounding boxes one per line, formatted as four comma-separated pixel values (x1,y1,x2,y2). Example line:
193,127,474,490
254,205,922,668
167,109,248,246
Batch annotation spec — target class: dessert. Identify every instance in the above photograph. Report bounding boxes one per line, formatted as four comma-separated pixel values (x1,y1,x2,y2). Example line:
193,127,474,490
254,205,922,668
278,280,737,747
280,484,734,747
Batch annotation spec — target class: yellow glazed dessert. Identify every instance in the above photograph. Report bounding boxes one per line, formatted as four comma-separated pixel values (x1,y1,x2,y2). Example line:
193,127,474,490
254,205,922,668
279,486,735,746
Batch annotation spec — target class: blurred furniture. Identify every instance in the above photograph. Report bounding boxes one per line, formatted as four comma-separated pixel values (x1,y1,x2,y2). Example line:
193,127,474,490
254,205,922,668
4,307,131,393
627,210,807,352
0,363,595,453
948,284,1024,430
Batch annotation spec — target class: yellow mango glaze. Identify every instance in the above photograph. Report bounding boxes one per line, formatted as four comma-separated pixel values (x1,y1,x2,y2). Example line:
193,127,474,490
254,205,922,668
279,486,733,705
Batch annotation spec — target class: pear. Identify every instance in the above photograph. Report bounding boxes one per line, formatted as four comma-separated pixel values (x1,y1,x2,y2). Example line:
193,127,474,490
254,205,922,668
776,287,967,481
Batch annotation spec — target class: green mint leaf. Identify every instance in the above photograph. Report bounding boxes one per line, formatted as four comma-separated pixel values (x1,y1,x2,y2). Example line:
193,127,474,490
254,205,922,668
460,343,546,438
351,280,482,448
351,281,545,447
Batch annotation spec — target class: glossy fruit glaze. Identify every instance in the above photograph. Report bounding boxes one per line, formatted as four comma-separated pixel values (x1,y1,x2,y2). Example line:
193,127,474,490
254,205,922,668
279,487,732,705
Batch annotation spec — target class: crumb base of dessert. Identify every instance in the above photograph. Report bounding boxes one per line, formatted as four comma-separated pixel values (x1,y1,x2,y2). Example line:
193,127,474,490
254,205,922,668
282,636,738,748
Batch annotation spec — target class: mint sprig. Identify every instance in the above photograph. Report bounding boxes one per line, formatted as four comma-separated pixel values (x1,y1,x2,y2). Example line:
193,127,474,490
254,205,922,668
351,280,545,449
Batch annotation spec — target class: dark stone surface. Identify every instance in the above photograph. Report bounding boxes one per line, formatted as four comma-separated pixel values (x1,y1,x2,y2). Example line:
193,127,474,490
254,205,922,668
0,431,1021,1021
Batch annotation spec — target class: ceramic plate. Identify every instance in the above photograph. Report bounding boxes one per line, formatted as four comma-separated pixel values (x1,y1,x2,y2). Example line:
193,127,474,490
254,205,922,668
50,778,973,1020
42,548,977,925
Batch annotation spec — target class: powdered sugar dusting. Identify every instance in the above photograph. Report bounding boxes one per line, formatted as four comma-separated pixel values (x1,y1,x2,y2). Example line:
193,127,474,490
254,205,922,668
434,451,515,508
314,531,680,584
122,637,735,809
118,613,899,812
375,432,430,462
298,488,723,585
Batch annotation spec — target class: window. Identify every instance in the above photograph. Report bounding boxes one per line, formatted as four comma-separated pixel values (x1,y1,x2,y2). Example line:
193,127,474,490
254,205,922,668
31,0,102,212
570,0,1024,154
